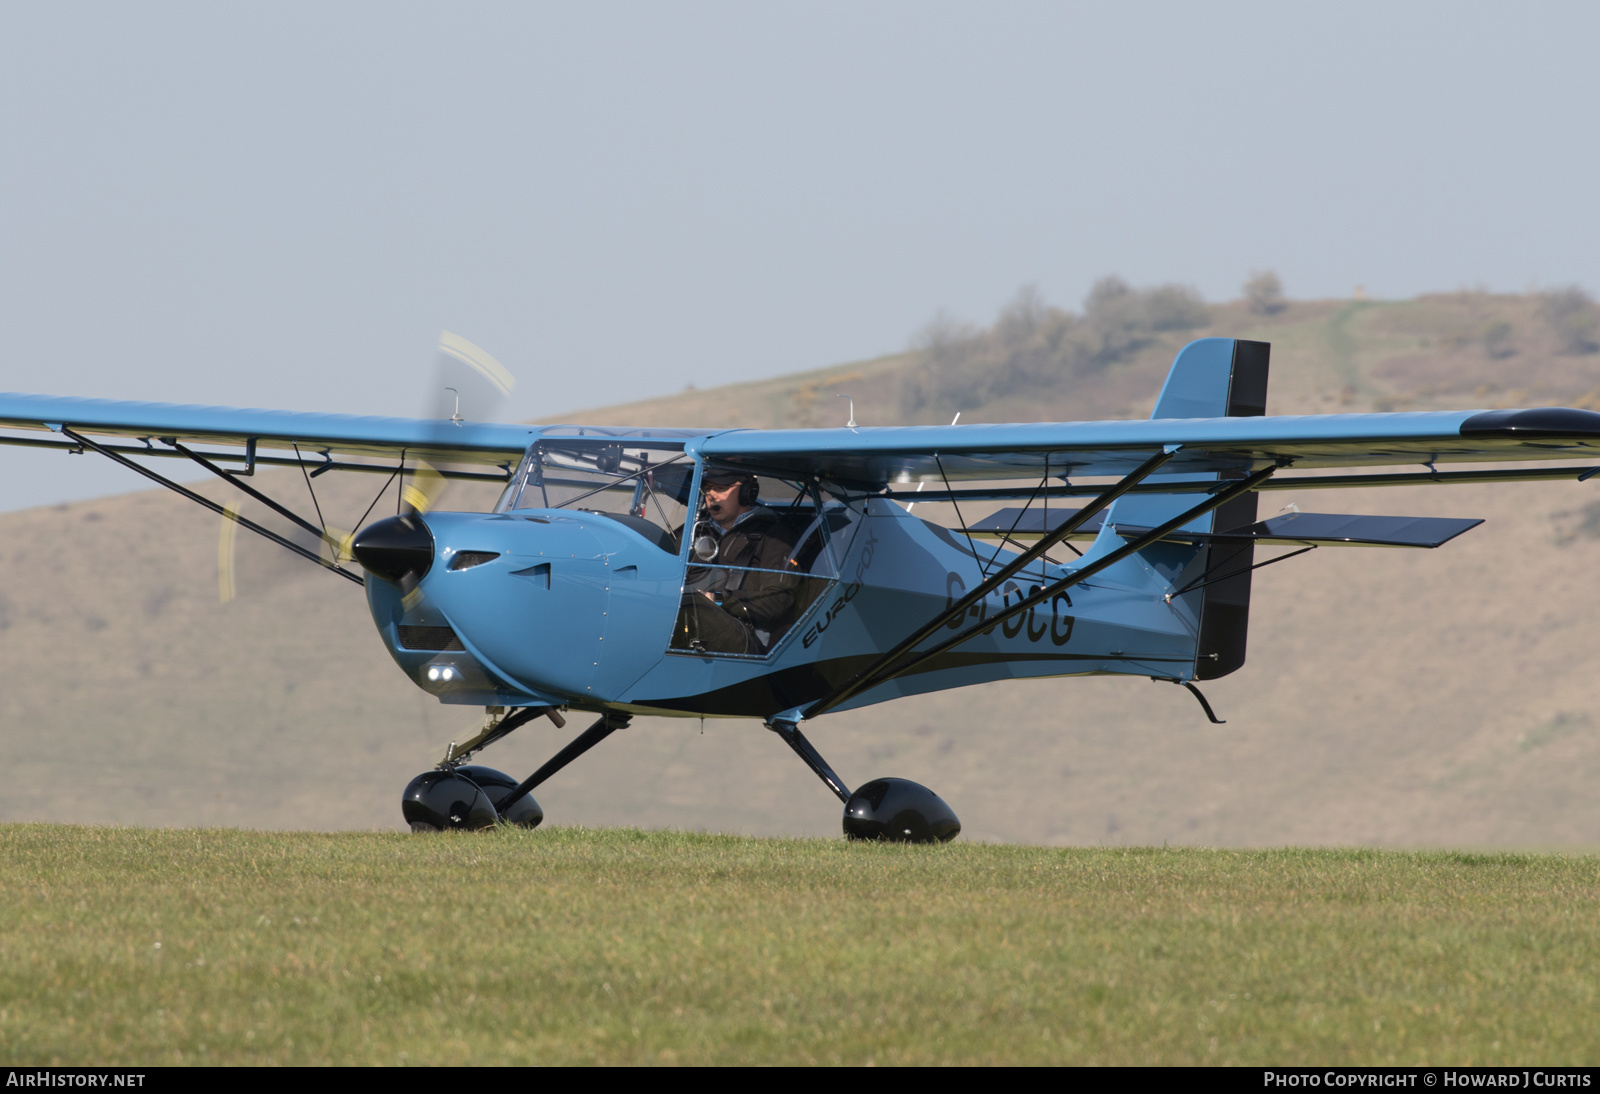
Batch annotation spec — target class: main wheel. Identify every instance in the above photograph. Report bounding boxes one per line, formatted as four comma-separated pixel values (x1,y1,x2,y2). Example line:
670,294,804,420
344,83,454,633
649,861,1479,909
843,778,960,843
401,770,499,831
454,765,544,829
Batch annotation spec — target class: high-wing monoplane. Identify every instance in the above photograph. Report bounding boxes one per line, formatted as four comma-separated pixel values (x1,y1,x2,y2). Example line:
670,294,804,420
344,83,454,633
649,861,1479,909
6,337,1599,840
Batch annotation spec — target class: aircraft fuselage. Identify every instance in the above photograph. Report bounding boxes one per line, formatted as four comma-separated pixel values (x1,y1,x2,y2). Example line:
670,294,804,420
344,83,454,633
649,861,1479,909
364,500,1205,720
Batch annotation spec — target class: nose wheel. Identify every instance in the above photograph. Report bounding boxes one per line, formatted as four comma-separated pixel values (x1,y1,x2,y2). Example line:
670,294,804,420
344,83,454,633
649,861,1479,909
402,710,629,832
401,766,544,831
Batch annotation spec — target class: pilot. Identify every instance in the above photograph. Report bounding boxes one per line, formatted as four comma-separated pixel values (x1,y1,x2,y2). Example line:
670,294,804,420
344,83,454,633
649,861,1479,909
674,469,800,655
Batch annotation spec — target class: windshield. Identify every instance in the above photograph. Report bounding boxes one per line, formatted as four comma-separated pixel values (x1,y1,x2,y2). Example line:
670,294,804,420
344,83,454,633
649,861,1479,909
496,440,694,550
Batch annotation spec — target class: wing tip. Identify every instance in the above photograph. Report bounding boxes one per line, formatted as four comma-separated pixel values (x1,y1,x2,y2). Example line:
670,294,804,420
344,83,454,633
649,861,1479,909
1459,407,1600,439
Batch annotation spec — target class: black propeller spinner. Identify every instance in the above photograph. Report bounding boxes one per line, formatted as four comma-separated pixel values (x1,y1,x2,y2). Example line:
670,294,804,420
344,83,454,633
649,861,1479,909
352,513,434,586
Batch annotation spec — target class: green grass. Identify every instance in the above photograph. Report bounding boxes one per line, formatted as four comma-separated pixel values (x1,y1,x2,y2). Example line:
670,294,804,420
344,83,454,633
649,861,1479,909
2,825,1598,1065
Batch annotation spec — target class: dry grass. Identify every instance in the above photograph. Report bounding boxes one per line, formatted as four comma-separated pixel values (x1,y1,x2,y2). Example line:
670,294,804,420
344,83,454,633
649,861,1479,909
3,824,1599,1065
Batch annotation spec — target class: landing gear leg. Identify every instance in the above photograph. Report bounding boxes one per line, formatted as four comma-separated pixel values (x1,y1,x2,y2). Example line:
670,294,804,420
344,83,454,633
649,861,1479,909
441,705,567,767
401,707,617,833
496,711,632,814
767,718,961,843
768,719,851,803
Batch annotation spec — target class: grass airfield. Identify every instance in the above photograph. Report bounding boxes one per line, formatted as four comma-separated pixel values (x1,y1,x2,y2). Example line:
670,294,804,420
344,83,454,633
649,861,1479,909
2,825,1598,1065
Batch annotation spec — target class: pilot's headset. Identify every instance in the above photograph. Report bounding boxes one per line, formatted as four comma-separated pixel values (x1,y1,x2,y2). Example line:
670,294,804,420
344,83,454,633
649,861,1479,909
692,471,759,561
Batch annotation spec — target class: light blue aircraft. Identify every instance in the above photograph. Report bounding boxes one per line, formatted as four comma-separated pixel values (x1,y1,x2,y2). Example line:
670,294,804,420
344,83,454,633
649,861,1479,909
5,338,1598,840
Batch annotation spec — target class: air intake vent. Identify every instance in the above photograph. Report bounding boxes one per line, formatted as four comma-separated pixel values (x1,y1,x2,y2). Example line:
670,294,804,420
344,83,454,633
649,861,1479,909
449,551,500,571
398,625,465,651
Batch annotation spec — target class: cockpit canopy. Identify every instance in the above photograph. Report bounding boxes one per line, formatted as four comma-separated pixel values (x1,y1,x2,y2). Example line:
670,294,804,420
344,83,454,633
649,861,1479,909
494,437,869,657
495,436,696,551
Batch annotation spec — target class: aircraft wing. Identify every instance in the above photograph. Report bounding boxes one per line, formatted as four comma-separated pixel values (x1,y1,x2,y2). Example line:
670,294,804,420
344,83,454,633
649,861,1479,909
698,407,1600,487
9,391,1600,489
0,392,538,469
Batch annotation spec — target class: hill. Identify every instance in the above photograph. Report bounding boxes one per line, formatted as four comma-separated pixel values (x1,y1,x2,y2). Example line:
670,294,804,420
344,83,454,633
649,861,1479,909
4,285,1600,845
557,286,1600,430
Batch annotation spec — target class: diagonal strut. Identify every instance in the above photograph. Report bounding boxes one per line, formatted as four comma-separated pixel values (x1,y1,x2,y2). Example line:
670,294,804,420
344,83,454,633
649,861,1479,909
60,426,364,586
803,460,1277,719
800,445,1182,720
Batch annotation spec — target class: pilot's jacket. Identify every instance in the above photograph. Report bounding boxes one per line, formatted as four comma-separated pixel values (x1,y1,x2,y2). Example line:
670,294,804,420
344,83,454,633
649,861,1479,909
703,507,799,629
675,506,800,653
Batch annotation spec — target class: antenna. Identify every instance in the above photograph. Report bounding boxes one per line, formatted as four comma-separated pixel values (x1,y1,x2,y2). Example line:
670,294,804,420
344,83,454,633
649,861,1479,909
836,393,857,429
445,386,462,425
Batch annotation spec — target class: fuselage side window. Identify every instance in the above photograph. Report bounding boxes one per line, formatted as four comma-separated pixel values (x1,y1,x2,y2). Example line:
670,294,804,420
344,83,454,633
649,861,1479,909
667,470,851,659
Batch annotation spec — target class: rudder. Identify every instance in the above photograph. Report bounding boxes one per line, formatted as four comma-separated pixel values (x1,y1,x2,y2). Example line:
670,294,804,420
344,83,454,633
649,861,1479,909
1104,338,1270,678
1184,339,1268,678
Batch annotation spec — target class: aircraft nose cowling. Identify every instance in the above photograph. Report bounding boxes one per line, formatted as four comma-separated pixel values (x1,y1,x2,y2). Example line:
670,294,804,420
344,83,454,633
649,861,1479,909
352,514,435,584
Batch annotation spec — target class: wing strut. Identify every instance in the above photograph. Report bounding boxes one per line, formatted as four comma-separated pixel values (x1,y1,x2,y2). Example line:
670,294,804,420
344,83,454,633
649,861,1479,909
164,439,328,541
801,460,1277,720
1166,544,1317,602
799,445,1182,721
58,426,365,586
932,453,992,579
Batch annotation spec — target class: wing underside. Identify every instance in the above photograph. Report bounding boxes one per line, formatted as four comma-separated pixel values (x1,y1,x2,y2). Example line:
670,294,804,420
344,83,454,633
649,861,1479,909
0,392,537,470
699,407,1600,488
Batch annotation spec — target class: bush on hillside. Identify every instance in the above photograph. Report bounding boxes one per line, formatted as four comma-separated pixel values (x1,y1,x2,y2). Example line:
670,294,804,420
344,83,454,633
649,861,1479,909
1083,276,1209,364
1539,287,1599,355
1482,320,1516,359
1244,270,1286,315
900,278,1209,419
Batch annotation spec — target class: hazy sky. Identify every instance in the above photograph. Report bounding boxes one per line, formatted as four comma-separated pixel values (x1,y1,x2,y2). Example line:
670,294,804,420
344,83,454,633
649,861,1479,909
3,1,1598,510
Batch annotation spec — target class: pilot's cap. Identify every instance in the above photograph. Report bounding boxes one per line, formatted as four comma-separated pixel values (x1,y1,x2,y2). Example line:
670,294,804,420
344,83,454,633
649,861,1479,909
701,468,758,501
701,468,755,488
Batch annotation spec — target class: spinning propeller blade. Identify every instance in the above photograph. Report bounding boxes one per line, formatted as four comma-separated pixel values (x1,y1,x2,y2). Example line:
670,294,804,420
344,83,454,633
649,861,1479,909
217,501,240,603
436,330,516,400
409,331,520,516
400,460,448,516
213,331,518,602
320,524,355,566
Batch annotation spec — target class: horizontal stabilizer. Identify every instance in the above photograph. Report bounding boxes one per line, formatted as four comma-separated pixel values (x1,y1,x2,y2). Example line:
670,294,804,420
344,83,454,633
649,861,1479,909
967,508,1482,548
966,508,1109,541
1217,511,1483,548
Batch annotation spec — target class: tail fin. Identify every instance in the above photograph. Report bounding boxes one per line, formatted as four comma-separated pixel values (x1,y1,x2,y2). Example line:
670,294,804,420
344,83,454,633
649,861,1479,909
1150,336,1269,421
1173,339,1269,679
1105,337,1271,678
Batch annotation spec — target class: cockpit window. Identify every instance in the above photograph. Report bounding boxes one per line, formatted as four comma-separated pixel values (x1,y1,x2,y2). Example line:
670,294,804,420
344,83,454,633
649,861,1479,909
667,472,865,658
496,441,693,551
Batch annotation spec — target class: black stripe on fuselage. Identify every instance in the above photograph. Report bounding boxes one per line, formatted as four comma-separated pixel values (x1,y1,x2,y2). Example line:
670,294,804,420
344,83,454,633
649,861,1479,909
635,649,1190,717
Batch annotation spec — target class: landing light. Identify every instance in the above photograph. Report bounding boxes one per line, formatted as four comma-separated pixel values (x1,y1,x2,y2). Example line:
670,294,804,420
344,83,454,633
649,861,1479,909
427,666,457,682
